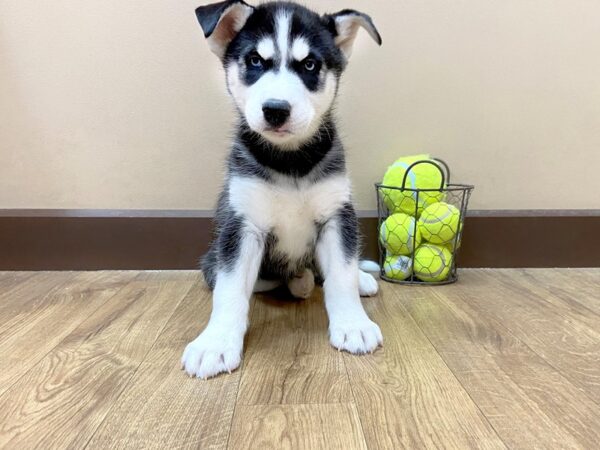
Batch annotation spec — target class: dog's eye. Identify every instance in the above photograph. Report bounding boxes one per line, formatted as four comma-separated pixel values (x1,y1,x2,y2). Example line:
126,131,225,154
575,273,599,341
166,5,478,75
249,55,264,68
304,59,317,72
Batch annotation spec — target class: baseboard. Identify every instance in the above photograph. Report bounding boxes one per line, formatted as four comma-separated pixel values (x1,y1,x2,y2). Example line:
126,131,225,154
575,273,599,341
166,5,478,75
1,210,599,270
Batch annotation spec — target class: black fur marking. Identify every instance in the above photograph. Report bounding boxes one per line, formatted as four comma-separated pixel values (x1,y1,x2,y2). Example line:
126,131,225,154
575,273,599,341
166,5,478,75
225,6,276,65
317,141,346,178
217,213,245,271
237,116,341,178
290,10,346,76
337,202,359,262
195,0,252,38
200,245,218,289
290,56,323,92
325,9,383,46
258,232,316,282
200,189,245,288
224,2,347,90
228,142,271,180
243,51,274,85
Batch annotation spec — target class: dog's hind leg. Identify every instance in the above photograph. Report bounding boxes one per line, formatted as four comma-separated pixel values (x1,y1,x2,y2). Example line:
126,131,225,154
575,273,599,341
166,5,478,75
182,222,264,379
357,260,379,297
358,270,379,297
254,278,281,293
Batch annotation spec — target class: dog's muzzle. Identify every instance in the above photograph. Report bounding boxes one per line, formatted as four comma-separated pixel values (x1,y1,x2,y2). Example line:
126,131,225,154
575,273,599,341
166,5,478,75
262,99,291,128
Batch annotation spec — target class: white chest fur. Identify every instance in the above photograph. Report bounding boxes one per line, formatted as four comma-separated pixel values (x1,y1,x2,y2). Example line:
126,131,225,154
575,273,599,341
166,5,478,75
229,175,352,260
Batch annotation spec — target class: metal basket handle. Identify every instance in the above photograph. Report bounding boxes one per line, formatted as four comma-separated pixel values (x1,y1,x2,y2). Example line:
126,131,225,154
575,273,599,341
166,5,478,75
400,158,449,189
432,158,451,184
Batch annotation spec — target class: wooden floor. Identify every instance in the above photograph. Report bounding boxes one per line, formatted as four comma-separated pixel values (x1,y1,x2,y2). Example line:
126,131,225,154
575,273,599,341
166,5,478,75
0,270,599,449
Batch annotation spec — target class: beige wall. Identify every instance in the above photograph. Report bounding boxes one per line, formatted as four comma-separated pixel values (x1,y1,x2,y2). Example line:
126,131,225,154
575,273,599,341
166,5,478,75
2,0,600,211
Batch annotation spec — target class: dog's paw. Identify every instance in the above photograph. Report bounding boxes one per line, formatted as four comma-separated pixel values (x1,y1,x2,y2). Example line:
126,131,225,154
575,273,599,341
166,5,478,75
287,269,315,299
329,318,383,354
181,330,243,379
358,270,379,297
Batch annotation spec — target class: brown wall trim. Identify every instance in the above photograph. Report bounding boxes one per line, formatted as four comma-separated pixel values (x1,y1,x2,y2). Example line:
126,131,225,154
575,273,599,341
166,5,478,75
1,211,599,270
1,209,600,218
0,209,214,218
360,215,600,269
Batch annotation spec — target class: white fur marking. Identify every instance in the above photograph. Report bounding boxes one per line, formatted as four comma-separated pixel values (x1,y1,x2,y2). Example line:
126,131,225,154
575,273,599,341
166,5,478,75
226,63,246,113
257,37,275,60
239,67,338,149
181,227,264,379
317,220,383,354
229,175,351,260
291,37,310,61
275,11,292,64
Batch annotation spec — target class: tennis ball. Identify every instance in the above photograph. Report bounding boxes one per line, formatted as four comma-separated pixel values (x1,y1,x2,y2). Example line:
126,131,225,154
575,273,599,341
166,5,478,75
379,213,421,256
383,255,413,281
381,154,445,216
418,202,460,244
414,244,453,282
444,235,462,252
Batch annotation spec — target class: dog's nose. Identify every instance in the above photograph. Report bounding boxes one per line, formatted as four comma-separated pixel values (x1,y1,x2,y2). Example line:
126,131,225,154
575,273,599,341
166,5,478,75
262,100,291,128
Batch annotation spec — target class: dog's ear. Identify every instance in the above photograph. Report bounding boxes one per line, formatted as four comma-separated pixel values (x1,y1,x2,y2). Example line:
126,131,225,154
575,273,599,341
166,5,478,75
324,9,382,59
195,0,254,59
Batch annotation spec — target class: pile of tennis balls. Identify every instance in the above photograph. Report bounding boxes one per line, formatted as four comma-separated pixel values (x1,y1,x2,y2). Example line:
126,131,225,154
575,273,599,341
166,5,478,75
379,154,462,282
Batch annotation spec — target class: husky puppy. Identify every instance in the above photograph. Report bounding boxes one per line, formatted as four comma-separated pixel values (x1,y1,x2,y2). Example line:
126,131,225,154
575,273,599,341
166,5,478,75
182,0,383,379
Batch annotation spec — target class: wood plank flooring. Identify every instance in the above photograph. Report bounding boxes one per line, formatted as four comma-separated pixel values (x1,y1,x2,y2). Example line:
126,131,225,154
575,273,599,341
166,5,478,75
0,269,599,449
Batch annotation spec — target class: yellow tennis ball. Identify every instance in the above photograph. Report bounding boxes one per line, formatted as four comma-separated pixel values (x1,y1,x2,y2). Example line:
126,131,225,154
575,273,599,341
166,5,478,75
379,213,421,256
414,244,453,282
381,154,445,216
444,234,462,252
418,202,460,244
383,255,413,281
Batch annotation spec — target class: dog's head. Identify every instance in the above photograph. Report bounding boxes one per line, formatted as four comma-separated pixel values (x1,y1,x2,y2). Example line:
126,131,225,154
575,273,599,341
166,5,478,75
195,1,381,149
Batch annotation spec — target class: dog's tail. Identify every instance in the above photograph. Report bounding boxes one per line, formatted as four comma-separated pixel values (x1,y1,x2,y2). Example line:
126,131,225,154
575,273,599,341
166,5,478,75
359,260,380,273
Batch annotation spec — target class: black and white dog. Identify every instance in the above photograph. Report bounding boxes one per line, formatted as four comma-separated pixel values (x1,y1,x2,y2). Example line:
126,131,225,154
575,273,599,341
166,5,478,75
182,0,383,379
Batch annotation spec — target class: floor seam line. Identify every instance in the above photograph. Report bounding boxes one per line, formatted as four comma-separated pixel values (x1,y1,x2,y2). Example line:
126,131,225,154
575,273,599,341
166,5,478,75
0,272,136,400
452,276,600,410
390,286,511,450
82,278,195,449
225,293,258,450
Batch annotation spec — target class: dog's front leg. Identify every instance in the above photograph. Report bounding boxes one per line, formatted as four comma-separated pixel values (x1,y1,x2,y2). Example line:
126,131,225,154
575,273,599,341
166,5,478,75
182,224,264,379
317,206,383,354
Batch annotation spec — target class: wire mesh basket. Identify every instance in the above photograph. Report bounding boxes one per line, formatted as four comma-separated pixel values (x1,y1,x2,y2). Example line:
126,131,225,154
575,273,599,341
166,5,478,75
375,158,474,285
